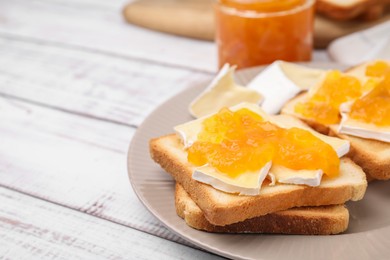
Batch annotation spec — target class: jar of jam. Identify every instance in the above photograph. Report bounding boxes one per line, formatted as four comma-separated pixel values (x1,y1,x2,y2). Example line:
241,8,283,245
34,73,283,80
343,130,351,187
215,0,315,69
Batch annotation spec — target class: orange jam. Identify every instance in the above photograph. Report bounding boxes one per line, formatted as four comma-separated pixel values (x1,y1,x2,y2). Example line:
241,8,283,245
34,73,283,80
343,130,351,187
294,71,362,125
215,0,314,69
188,108,339,177
220,0,307,12
365,61,390,77
349,73,390,126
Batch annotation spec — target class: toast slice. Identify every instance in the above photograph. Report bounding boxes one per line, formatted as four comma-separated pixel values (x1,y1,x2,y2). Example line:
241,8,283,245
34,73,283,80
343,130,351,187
282,95,390,180
175,183,349,235
316,0,390,21
150,134,367,226
329,126,390,180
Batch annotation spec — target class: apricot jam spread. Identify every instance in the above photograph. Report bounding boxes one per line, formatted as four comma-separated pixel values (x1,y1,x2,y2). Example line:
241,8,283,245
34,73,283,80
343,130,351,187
219,0,306,12
349,73,390,126
365,61,390,78
187,108,339,177
294,71,362,125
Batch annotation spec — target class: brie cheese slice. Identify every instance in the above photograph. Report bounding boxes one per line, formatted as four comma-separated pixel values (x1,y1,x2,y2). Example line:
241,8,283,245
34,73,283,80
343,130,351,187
271,165,323,187
248,61,325,114
193,162,272,196
339,114,390,143
280,61,325,90
189,64,263,118
267,172,276,186
338,86,390,143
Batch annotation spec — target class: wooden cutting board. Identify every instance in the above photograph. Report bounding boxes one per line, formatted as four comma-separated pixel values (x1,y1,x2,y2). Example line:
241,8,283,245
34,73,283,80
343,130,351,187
123,0,390,48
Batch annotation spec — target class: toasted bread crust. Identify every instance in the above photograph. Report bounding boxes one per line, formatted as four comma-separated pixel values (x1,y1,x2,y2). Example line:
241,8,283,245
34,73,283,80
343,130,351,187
150,134,367,226
329,127,390,180
175,184,349,235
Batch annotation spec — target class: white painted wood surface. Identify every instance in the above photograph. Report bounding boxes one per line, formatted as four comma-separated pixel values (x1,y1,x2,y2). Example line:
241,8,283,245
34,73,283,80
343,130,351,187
0,37,212,126
0,0,330,258
0,187,222,259
0,96,193,246
0,0,217,257
0,0,218,72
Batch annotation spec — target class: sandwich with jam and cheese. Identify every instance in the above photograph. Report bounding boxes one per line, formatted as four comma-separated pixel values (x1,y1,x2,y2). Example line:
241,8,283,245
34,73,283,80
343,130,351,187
150,102,367,234
282,60,390,181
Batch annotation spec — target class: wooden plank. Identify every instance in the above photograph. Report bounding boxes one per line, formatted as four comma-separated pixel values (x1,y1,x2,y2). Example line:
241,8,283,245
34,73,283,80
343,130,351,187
0,36,326,128
0,37,211,126
0,187,222,259
0,96,187,245
0,0,217,72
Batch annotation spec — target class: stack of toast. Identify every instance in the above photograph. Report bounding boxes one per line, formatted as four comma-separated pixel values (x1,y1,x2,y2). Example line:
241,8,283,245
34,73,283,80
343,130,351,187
150,122,367,234
175,183,350,235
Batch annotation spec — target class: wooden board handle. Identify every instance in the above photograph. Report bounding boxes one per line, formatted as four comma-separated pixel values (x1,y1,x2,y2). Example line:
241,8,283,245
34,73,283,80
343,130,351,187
123,0,215,41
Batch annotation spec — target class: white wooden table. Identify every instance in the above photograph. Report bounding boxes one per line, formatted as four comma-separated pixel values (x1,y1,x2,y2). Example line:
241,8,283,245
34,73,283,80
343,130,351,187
0,0,330,258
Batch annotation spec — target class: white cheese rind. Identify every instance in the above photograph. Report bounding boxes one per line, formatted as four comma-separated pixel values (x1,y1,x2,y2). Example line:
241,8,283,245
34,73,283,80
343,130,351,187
339,114,390,143
267,173,276,186
279,61,325,90
174,118,203,148
337,86,390,143
192,162,272,196
271,165,323,187
189,64,263,118
248,61,302,115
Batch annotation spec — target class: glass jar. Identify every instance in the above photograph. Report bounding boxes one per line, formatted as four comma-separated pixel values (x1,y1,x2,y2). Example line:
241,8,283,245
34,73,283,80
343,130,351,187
215,0,315,69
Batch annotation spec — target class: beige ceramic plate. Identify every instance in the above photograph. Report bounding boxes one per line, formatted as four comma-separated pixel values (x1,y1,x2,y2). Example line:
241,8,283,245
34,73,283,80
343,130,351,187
128,63,390,260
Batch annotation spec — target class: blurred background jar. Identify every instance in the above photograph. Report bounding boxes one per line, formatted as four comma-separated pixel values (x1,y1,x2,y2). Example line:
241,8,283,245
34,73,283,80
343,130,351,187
215,0,315,69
